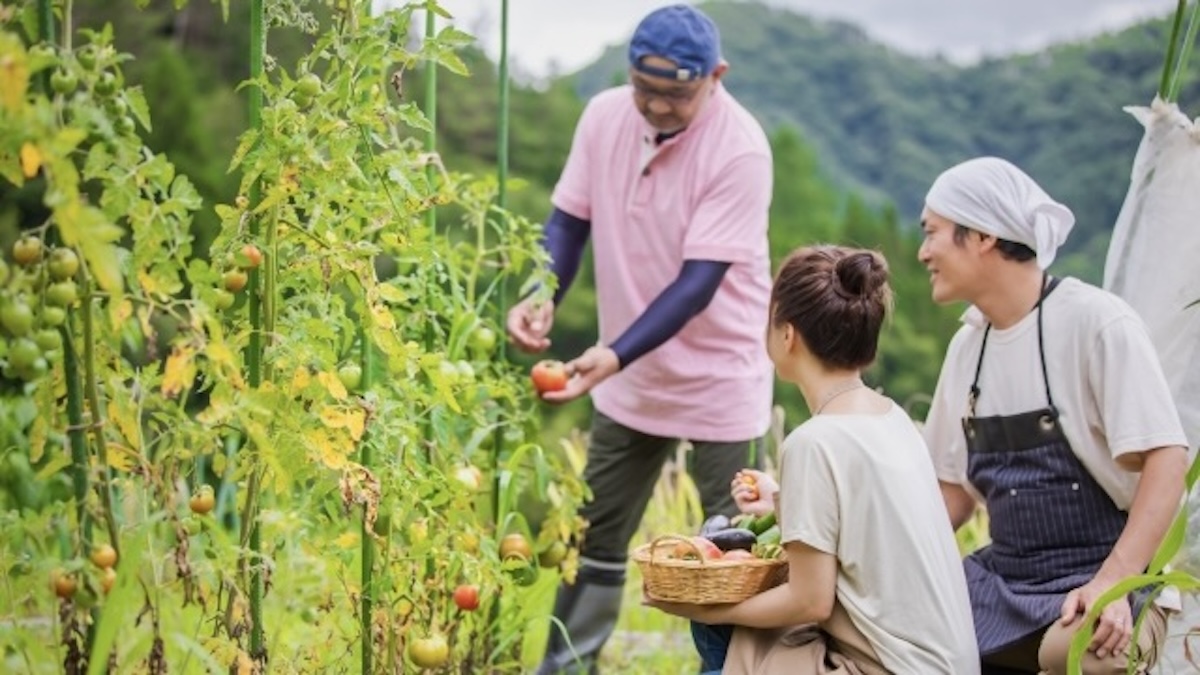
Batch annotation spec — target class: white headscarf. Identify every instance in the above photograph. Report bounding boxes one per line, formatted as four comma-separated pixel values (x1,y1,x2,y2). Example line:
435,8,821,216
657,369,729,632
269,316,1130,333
925,157,1075,269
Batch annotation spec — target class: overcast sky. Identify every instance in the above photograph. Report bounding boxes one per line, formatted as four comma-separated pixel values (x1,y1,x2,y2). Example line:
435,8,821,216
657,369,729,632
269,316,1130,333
376,0,1178,78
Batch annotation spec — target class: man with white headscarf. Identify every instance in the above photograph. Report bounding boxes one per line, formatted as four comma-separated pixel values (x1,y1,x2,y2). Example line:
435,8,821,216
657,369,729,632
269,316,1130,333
918,157,1188,674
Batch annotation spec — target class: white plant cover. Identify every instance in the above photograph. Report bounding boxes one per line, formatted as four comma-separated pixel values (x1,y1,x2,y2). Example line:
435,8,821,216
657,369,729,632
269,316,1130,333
1104,96,1200,571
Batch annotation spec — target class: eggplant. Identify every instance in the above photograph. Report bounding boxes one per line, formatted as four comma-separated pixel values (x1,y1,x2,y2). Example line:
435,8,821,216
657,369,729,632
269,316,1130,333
704,527,758,552
699,514,731,537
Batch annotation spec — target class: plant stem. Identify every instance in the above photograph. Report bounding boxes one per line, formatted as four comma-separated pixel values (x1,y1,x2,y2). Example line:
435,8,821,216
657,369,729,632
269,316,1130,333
60,315,89,546
359,324,374,674
80,275,120,556
1159,0,1188,99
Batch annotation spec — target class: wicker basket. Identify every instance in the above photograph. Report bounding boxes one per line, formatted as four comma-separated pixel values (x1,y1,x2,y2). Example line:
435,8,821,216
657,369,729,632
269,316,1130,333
633,534,788,605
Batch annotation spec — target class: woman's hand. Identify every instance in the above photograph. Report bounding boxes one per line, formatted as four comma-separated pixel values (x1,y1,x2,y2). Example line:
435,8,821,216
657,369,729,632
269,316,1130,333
732,469,778,516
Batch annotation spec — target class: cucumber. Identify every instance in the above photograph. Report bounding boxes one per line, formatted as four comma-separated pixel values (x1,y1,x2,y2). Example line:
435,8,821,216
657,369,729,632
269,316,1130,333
704,527,757,552
747,512,776,536
730,513,755,529
756,524,781,546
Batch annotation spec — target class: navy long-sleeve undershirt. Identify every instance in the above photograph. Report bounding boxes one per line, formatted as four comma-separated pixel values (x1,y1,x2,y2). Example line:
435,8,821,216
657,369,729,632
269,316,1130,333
543,207,731,368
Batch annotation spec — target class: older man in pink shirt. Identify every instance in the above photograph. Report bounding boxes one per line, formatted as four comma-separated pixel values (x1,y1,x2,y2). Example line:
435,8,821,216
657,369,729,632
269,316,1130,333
507,5,774,673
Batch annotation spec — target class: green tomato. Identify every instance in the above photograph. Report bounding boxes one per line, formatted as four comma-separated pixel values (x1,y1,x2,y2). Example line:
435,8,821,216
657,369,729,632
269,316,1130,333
212,290,235,311
34,329,61,352
296,73,322,98
39,306,66,328
113,116,136,136
18,357,49,382
94,71,118,97
47,249,79,281
50,69,77,95
337,363,363,391
1,301,34,336
76,46,97,70
469,326,498,356
45,281,78,308
12,236,43,266
8,338,40,370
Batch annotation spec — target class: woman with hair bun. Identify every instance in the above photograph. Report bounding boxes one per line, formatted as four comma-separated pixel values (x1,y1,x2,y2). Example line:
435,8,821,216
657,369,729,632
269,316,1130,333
646,246,979,675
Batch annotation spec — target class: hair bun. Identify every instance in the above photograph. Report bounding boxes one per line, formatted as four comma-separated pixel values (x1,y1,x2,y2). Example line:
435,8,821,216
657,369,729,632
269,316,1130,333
834,251,888,299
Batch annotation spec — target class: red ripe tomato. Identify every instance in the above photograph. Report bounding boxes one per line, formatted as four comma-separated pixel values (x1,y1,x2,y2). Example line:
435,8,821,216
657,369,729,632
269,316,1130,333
453,584,479,611
530,360,568,394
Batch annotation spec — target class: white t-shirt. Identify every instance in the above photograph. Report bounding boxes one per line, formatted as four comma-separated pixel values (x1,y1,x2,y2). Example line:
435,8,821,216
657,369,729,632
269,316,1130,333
779,403,979,674
923,278,1188,508
551,84,774,442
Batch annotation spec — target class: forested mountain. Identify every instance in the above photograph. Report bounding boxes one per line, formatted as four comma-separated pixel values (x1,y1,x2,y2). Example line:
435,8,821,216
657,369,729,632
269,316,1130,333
575,2,1186,281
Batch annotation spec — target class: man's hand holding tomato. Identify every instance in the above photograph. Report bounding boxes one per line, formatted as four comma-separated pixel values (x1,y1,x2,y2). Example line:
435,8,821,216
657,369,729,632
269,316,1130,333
509,296,622,404
539,346,621,404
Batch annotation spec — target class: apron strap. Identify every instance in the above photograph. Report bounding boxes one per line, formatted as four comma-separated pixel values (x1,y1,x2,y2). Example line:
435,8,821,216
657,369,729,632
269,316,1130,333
968,273,1063,417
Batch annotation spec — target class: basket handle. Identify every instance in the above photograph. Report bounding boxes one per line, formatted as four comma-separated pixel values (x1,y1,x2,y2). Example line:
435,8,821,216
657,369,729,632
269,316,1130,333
647,534,708,567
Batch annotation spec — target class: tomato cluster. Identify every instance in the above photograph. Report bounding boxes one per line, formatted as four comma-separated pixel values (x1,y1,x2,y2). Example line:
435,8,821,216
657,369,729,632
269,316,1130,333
0,235,80,383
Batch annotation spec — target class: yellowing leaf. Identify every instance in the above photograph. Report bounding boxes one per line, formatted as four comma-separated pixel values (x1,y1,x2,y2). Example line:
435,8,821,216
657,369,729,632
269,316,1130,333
345,409,365,441
306,428,352,470
19,142,41,179
317,371,347,401
0,42,29,111
108,399,140,448
136,269,162,296
235,650,253,675
319,406,366,442
162,345,197,398
334,531,359,549
369,303,395,331
291,366,311,393
106,442,135,472
319,406,349,429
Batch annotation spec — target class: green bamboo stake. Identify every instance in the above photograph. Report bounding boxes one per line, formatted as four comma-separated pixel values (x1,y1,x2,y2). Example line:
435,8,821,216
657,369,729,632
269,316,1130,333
36,0,54,92
244,0,267,662
487,0,511,657
424,6,438,235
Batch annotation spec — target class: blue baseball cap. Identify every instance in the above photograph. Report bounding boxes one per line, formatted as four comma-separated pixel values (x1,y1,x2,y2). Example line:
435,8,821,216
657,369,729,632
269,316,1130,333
628,4,721,82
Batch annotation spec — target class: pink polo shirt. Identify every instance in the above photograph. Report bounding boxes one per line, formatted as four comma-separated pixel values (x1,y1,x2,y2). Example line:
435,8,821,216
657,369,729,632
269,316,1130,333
552,84,774,442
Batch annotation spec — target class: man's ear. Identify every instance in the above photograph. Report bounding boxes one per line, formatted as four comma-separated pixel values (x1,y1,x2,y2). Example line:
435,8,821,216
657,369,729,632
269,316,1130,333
977,232,999,252
710,61,729,81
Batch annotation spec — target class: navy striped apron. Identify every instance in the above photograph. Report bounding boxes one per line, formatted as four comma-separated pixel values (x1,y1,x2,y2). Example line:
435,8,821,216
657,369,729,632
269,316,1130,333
961,275,1142,655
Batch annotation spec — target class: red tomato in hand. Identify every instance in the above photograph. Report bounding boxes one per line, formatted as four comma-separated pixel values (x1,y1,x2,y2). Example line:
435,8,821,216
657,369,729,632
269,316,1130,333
530,360,568,394
453,584,480,611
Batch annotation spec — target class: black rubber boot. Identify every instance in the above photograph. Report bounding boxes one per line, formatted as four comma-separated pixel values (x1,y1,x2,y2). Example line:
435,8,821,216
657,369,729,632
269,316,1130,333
535,561,626,675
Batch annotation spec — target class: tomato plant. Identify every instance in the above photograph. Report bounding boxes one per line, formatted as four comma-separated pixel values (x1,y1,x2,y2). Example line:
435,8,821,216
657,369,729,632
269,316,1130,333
0,3,587,673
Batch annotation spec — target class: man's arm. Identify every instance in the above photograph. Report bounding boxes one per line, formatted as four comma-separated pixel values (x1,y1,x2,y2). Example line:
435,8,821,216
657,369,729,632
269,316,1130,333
1059,444,1188,658
609,259,730,367
1094,445,1188,582
540,260,730,403
542,207,591,306
940,480,978,530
